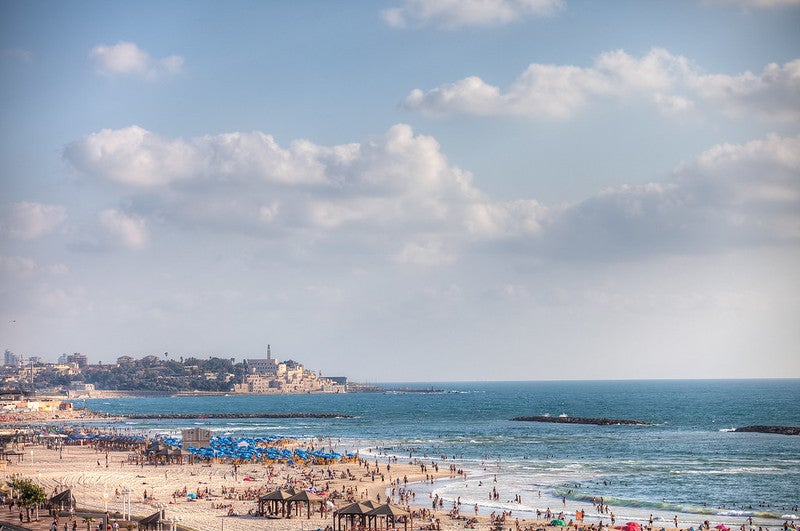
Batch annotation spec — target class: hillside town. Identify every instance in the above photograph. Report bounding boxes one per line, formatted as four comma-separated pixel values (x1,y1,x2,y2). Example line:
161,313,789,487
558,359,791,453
231,345,345,394
0,345,348,404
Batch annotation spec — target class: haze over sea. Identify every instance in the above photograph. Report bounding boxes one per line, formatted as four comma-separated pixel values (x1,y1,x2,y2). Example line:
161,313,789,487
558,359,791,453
84,380,799,527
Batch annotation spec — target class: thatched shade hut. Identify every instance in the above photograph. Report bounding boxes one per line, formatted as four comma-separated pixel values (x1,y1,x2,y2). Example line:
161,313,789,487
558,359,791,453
257,488,296,517
286,490,324,519
333,501,377,530
366,503,412,530
138,510,162,530
144,441,183,465
48,489,76,515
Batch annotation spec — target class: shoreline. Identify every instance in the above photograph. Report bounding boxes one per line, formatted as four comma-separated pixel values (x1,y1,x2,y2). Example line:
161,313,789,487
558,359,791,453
1,402,797,531
1,421,796,531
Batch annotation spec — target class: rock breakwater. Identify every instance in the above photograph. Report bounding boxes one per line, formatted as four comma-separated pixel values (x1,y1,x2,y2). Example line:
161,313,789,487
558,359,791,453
124,412,353,419
511,415,649,426
734,425,800,435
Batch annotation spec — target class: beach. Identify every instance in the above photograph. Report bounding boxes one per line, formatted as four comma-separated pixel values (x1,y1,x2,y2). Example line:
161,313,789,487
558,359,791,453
1,428,777,531
1,424,500,531
2,381,798,531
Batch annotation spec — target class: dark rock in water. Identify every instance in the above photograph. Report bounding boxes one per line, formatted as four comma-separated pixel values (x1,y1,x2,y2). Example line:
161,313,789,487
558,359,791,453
734,425,800,435
124,412,352,419
511,415,649,426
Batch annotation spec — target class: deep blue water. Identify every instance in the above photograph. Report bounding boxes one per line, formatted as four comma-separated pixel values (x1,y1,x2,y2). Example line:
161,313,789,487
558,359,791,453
83,379,800,526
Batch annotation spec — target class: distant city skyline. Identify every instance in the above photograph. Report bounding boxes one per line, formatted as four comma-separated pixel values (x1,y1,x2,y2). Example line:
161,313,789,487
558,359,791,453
1,1,798,381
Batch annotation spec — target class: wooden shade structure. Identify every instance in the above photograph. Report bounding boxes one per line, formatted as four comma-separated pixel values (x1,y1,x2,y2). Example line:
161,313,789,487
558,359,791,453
257,487,296,517
366,503,412,531
333,501,376,530
138,510,162,530
48,489,76,514
286,489,325,519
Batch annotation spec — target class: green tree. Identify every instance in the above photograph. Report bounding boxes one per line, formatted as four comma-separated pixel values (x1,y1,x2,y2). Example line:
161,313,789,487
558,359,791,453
7,476,47,521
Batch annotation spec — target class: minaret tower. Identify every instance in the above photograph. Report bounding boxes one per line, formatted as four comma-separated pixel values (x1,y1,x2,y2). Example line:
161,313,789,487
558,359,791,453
267,344,271,361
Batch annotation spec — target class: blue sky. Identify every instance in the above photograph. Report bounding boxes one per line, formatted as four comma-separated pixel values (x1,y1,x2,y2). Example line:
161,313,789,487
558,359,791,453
1,0,799,381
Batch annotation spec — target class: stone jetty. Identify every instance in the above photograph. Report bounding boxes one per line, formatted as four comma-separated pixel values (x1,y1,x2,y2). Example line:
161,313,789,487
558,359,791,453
511,415,649,426
124,412,353,419
734,425,800,435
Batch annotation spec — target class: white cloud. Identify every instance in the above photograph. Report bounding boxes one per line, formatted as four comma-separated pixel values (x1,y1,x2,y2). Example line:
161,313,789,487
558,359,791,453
544,134,800,257
64,126,344,187
0,202,66,240
64,126,799,262
653,93,694,115
382,0,564,29
464,200,547,238
99,209,149,250
65,124,511,260
691,60,800,122
403,48,799,122
88,41,184,79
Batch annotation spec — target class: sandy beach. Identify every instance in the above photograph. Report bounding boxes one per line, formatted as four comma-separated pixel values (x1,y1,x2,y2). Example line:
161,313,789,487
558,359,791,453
1,423,499,531
1,411,785,531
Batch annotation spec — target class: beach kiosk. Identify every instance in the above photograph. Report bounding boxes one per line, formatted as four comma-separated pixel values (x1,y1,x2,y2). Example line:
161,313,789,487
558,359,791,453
181,428,210,464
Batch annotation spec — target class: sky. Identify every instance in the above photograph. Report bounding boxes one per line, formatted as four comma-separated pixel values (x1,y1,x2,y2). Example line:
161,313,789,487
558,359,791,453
1,0,798,382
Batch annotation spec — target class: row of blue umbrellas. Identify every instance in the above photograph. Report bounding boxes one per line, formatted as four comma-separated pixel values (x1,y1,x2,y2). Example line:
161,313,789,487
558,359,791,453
60,429,352,464
168,435,347,463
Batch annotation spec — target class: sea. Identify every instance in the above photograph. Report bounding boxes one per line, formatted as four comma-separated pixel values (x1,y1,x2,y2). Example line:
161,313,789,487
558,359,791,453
81,379,799,528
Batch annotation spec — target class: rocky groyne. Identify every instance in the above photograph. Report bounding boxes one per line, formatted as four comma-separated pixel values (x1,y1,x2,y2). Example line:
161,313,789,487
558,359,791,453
734,425,800,435
511,415,649,426
124,412,353,419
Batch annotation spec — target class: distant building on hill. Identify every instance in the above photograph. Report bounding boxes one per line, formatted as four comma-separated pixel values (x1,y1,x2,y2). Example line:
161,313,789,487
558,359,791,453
233,345,345,394
3,350,20,367
66,353,88,368
245,344,279,374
